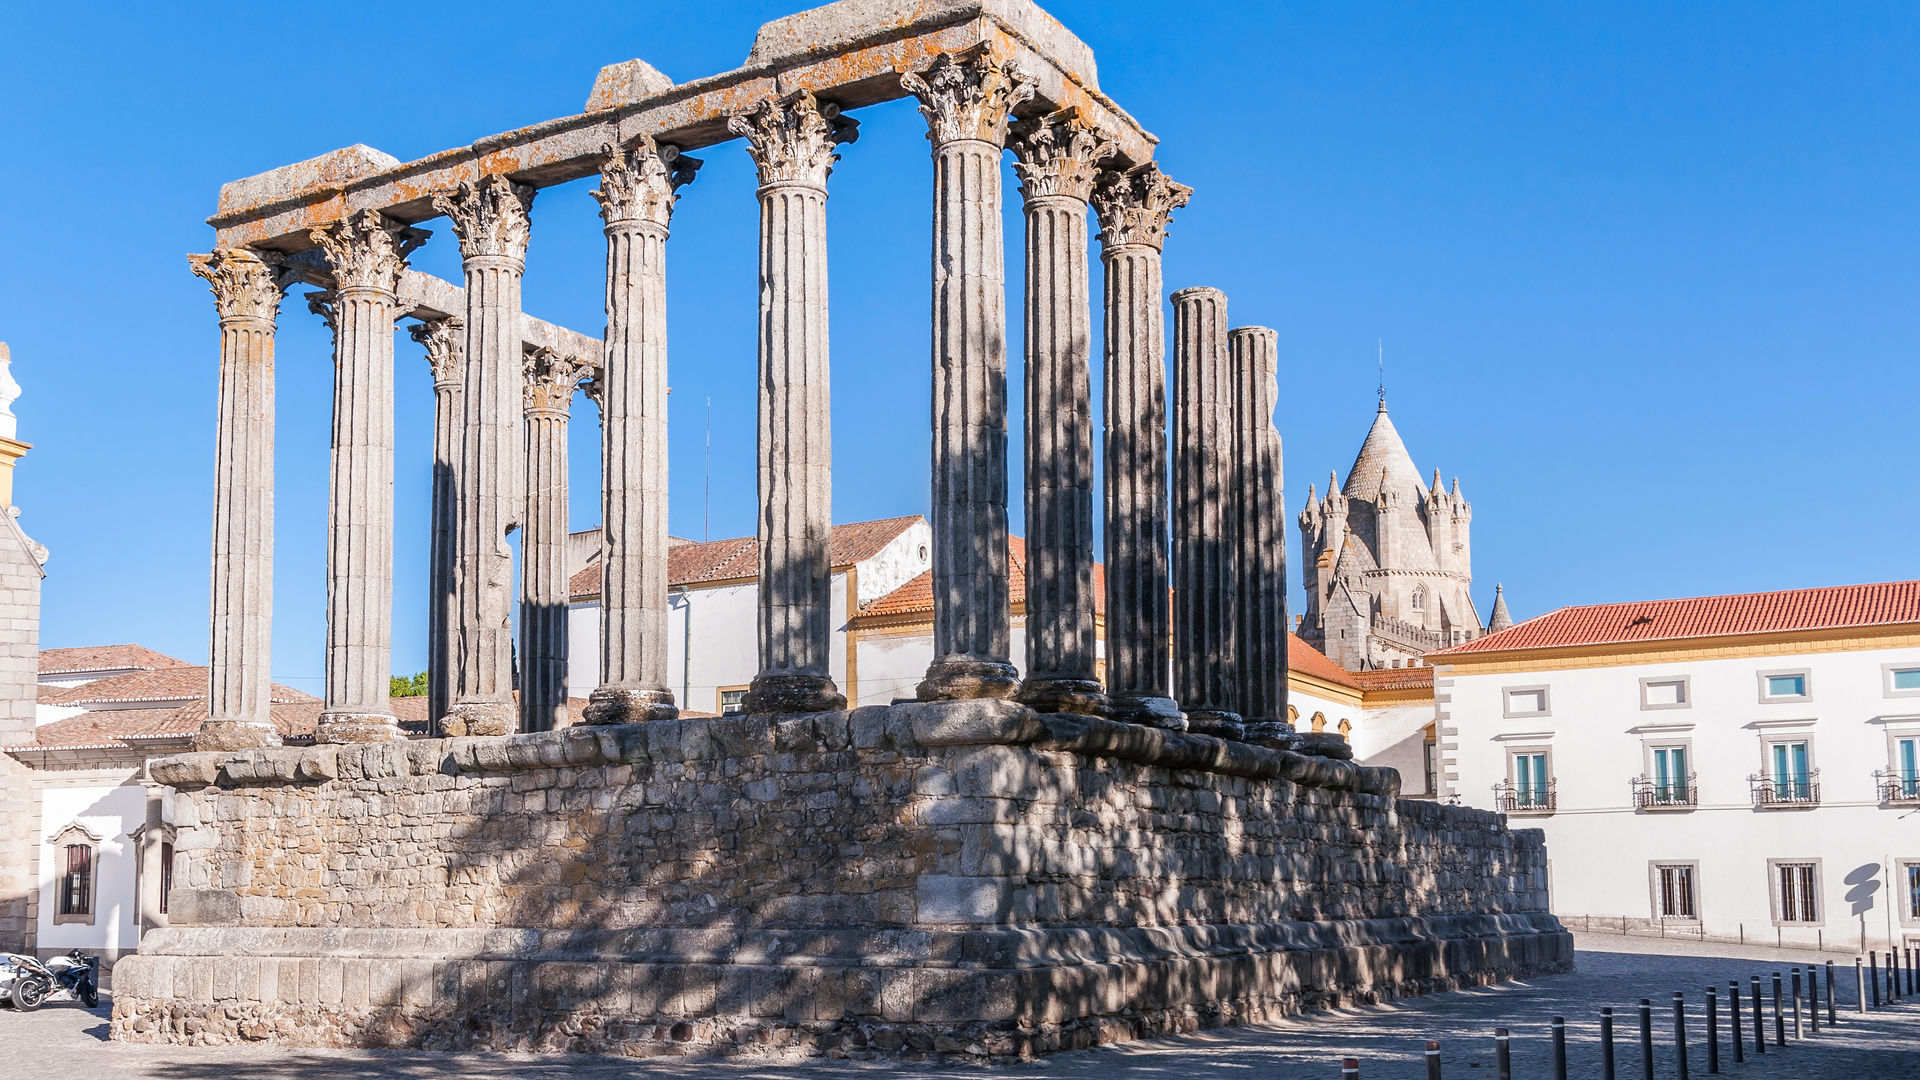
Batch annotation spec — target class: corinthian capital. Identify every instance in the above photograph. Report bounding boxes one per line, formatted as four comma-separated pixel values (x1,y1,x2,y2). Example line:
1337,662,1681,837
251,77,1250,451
594,137,701,228
1010,108,1117,204
411,317,464,385
900,49,1036,147
524,347,589,414
728,90,859,189
1091,162,1193,252
310,209,421,294
432,175,535,262
305,290,337,332
188,248,287,323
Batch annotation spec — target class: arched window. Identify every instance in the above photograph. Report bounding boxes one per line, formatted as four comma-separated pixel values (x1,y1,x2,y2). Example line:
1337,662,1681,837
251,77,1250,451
60,843,92,918
1411,586,1427,612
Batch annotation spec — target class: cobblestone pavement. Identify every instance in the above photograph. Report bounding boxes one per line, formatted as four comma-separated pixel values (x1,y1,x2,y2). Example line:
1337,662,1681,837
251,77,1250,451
7,935,1917,1078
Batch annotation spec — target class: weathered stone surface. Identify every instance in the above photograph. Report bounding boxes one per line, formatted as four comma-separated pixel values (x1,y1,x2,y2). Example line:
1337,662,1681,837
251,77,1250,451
520,347,587,733
583,59,674,112
745,0,1100,92
411,316,463,731
1230,325,1289,729
1171,286,1242,740
215,145,400,217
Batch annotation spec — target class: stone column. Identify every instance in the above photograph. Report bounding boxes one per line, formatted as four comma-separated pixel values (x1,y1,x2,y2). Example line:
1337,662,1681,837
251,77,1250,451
1171,286,1242,739
310,211,413,744
1009,109,1112,715
582,138,699,726
902,50,1034,702
411,317,463,732
1229,326,1291,741
1090,163,1190,729
432,176,535,736
189,248,286,750
520,348,586,733
729,91,856,714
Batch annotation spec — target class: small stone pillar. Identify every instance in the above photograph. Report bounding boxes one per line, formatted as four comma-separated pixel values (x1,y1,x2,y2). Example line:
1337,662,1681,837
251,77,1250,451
188,248,286,750
1089,163,1191,729
310,211,415,744
411,317,463,732
582,138,698,726
1009,108,1112,715
1171,286,1242,739
729,91,855,714
1229,326,1290,741
902,49,1034,703
520,348,586,733
433,176,535,736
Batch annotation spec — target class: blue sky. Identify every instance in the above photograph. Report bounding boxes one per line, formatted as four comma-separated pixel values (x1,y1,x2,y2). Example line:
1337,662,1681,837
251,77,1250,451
2,2,1916,694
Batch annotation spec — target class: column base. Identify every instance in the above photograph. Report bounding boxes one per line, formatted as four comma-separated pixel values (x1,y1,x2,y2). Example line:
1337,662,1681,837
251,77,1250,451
190,719,282,752
1016,676,1109,716
1183,709,1246,741
917,656,1019,702
1107,693,1186,731
1242,720,1299,750
742,673,845,714
1293,732,1355,760
581,685,679,726
443,701,514,737
314,711,403,744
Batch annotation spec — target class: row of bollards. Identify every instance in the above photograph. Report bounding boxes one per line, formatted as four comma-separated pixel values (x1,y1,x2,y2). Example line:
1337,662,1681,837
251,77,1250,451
1332,950,1917,1077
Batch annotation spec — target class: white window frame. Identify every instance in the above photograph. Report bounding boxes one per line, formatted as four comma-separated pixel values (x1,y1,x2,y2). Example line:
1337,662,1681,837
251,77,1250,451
47,823,100,927
1757,668,1812,703
1649,861,1701,922
1885,663,1920,699
1503,684,1551,719
1900,859,1920,928
1506,745,1555,813
1887,729,1920,802
1768,858,1823,926
1639,676,1691,711
1642,740,1696,808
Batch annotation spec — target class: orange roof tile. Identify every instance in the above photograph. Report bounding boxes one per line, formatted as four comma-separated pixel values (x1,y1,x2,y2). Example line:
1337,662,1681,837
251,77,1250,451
1351,666,1436,692
1435,580,1920,656
39,644,191,677
857,535,1072,618
1287,634,1362,690
38,666,315,707
570,516,923,601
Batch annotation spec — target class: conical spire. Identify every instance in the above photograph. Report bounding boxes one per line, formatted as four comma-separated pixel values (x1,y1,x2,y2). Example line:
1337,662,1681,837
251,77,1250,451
1486,583,1513,633
1341,402,1426,502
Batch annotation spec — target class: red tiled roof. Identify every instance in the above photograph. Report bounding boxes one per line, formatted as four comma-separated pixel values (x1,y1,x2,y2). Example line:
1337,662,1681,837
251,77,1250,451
38,666,315,707
1287,634,1361,690
1435,580,1920,656
39,644,190,677
859,536,1097,618
570,516,923,601
1351,666,1436,692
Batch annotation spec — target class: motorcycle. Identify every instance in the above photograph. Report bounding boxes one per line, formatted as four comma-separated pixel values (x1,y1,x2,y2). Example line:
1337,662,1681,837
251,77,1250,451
0,950,98,1010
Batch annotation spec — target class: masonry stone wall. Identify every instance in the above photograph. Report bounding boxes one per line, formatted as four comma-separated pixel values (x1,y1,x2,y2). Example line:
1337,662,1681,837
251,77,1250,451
112,700,1568,1061
0,513,44,953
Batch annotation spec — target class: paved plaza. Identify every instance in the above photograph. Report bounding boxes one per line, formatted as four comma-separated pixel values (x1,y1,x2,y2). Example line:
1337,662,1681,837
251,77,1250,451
8,936,1916,1078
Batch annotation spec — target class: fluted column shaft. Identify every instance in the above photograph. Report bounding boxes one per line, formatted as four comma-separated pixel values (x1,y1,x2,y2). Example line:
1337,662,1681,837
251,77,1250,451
434,176,534,736
904,50,1034,702
1230,327,1289,735
1172,287,1243,738
414,319,462,732
730,91,854,713
520,351,582,733
584,138,697,725
191,249,284,750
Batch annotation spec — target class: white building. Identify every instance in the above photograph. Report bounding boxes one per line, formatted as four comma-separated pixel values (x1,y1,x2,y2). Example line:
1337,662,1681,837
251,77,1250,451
1431,580,1920,954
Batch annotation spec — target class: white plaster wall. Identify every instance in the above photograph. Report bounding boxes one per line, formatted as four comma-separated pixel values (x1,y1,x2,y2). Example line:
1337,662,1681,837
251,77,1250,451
856,521,932,606
565,602,599,699
1444,643,1920,952
1353,700,1436,797
36,777,144,957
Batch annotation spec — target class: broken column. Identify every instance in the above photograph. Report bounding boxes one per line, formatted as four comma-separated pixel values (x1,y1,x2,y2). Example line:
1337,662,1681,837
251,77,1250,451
189,248,285,751
903,50,1034,702
433,176,534,736
730,91,854,714
1229,326,1290,741
1171,286,1242,739
411,317,463,732
520,348,585,733
1090,163,1190,729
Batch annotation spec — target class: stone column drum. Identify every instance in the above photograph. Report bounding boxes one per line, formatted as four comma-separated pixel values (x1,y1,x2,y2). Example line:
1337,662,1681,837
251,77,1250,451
1089,163,1191,730
729,91,855,714
583,138,698,726
1171,286,1243,739
1229,326,1290,741
1009,108,1112,715
311,211,414,744
433,176,535,736
189,248,286,751
903,50,1034,702
520,348,586,733
412,317,463,731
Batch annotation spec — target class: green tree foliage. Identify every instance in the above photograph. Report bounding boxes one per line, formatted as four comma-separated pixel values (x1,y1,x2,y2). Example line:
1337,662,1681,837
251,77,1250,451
389,671,429,697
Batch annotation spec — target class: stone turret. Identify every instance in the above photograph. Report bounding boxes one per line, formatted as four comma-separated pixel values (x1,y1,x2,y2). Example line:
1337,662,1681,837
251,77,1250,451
1486,583,1513,634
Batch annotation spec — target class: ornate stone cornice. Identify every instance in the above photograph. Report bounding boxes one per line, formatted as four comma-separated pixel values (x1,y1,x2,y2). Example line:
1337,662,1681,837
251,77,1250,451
188,248,288,324
305,290,337,332
594,137,701,228
1091,162,1193,252
432,175,535,263
410,317,464,385
524,347,588,414
1010,108,1116,204
900,49,1036,147
727,90,859,189
309,209,420,294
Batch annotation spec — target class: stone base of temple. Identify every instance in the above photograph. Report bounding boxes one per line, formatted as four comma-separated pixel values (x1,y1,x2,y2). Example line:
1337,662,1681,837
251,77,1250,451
1015,675,1108,716
581,685,679,726
1183,708,1246,740
742,673,845,714
917,656,1020,701
314,711,403,744
188,719,281,752
1107,692,1187,730
113,699,1569,1062
442,701,513,736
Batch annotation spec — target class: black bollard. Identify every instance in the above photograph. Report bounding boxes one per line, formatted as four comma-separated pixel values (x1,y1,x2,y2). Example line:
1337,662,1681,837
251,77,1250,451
1603,1005,1617,1080
1772,972,1785,1045
1751,975,1765,1054
1872,953,1881,1007
1791,968,1802,1039
1706,986,1719,1074
1674,992,1690,1080
1910,947,1916,995
1889,951,1897,1001
1553,1016,1568,1080
1640,998,1655,1080
1809,964,1820,1034
1342,1057,1360,1080
1497,1027,1513,1080
1425,1040,1443,1080
1827,959,1838,1025
1729,982,1744,1064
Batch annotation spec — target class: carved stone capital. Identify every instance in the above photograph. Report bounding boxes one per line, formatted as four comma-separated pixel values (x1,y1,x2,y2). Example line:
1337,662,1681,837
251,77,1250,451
188,248,287,324
900,49,1036,147
305,290,337,332
1091,162,1193,252
411,317,464,385
524,347,588,414
594,137,701,228
310,209,420,294
432,175,535,263
1010,108,1116,204
728,90,858,189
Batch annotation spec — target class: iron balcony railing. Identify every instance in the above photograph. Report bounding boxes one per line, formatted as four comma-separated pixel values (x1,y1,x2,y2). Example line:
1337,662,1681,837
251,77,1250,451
1875,770,1920,805
1748,769,1820,808
1632,775,1699,810
1494,781,1556,814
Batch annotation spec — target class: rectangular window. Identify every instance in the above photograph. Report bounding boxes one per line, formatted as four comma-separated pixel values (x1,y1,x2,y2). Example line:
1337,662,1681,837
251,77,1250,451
1908,864,1920,921
59,844,92,917
1651,745,1690,803
1775,862,1819,923
1655,864,1697,919
1761,672,1809,700
1894,668,1920,691
1771,740,1812,800
1504,686,1549,716
718,688,747,715
1642,678,1688,708
1897,737,1920,801
1512,751,1550,809
159,841,174,916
